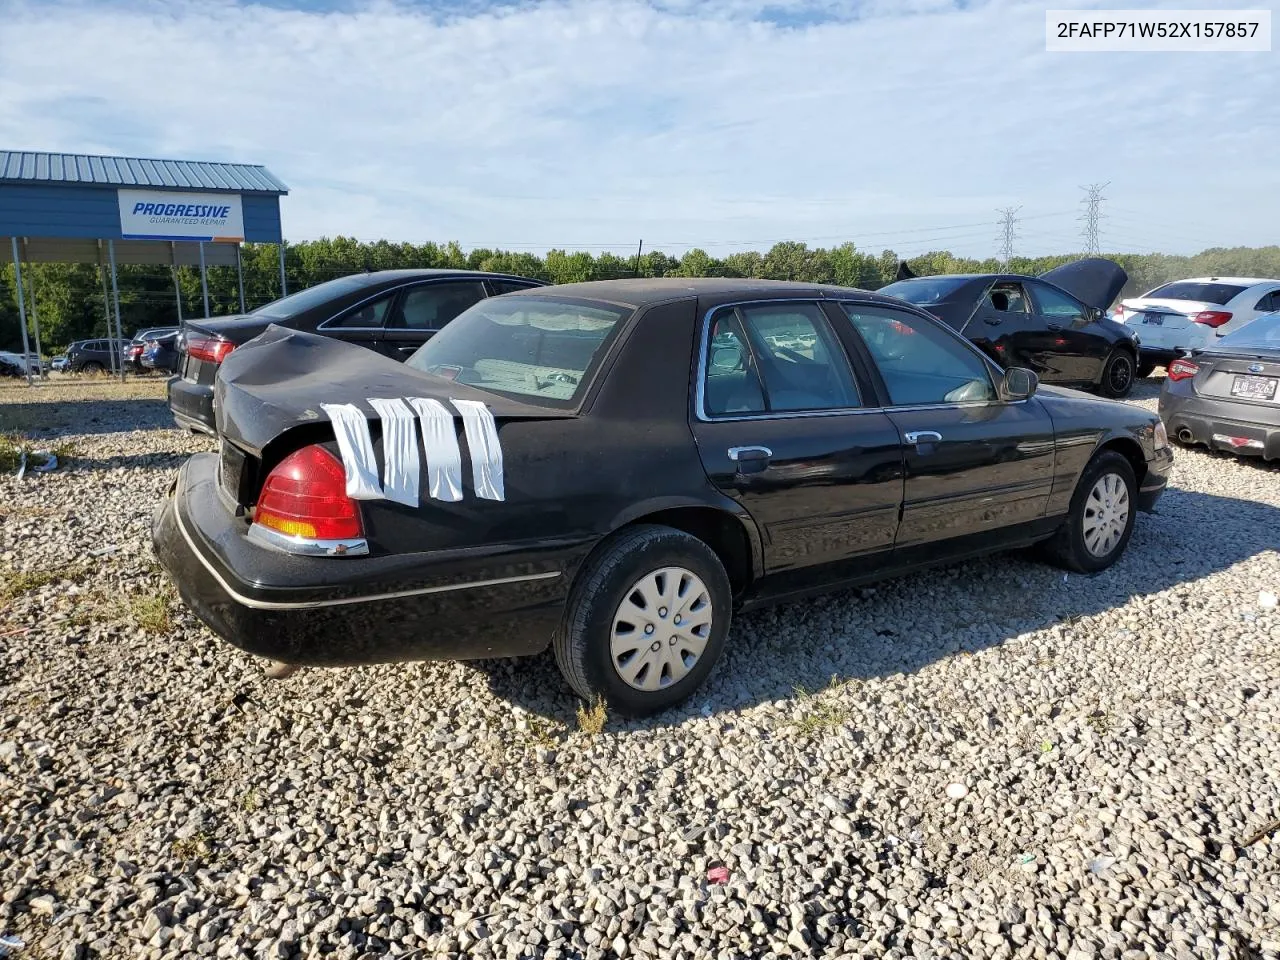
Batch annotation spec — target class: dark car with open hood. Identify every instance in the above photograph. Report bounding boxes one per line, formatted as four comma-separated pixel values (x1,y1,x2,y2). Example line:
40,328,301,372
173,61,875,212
1159,310,1280,460
167,269,545,435
153,278,1171,717
880,257,1141,398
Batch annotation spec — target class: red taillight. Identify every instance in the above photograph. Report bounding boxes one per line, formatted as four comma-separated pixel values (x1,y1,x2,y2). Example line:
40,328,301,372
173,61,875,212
1113,304,1126,321
1193,311,1232,328
185,333,235,364
254,445,363,541
1167,358,1199,381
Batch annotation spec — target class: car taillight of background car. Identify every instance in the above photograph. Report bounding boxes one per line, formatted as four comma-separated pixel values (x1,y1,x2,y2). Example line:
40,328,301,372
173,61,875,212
1192,311,1232,328
184,333,236,364
1167,358,1199,381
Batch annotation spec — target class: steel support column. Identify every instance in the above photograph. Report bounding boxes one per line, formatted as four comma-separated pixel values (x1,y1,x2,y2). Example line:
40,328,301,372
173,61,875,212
10,237,32,386
107,239,125,382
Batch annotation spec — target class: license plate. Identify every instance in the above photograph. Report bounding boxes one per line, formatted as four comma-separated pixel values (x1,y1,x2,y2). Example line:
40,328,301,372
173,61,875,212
1230,375,1278,400
1142,313,1163,326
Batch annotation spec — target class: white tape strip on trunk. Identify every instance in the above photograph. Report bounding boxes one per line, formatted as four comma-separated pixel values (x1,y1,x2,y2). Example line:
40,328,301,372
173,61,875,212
405,397,464,503
451,398,506,501
367,398,421,507
320,403,383,500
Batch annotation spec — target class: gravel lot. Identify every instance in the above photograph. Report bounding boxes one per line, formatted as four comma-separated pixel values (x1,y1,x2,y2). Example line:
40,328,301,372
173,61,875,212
2,376,1278,960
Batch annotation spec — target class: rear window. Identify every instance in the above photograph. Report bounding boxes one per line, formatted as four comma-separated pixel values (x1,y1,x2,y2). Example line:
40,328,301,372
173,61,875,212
404,295,631,409
252,274,377,319
1144,281,1247,305
879,277,970,305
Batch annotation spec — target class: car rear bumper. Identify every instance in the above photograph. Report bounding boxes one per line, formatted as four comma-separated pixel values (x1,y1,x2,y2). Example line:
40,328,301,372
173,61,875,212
152,454,572,666
1159,389,1280,461
167,376,217,434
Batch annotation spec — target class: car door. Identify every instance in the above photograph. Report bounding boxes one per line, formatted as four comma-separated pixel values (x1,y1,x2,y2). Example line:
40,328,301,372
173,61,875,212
1025,279,1109,383
377,280,489,360
689,300,904,588
964,280,1056,377
835,301,1057,562
315,289,399,355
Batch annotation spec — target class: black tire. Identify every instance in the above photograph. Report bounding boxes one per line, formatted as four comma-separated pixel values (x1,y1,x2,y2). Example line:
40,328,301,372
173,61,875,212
80,361,105,375
1041,451,1137,574
1135,361,1156,379
553,524,732,718
1098,350,1136,398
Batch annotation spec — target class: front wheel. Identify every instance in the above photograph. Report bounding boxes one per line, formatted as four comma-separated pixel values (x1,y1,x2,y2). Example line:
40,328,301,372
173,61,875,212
1041,451,1137,573
1099,350,1135,398
553,525,732,718
80,361,105,375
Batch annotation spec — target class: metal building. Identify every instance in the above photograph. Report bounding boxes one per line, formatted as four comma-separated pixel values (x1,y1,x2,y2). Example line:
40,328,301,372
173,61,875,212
1,150,289,383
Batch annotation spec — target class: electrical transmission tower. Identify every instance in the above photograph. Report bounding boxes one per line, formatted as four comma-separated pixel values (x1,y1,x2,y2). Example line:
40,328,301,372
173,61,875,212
1080,182,1109,254
997,206,1021,266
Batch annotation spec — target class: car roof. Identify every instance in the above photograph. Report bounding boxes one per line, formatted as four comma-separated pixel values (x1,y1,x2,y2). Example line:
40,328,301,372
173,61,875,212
1167,277,1277,286
507,277,909,309
352,269,543,284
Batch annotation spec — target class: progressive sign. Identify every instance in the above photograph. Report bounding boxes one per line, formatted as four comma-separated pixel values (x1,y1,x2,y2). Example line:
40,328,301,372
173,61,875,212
118,189,245,242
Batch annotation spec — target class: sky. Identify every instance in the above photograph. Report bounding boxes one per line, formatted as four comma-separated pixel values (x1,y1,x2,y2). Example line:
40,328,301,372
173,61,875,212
0,0,1276,259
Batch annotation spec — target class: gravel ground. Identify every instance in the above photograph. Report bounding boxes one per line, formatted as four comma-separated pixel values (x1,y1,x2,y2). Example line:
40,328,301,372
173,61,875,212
2,377,1278,960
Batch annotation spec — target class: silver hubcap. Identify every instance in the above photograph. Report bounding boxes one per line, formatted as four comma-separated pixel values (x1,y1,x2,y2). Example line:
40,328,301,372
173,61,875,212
610,566,712,691
1082,473,1130,558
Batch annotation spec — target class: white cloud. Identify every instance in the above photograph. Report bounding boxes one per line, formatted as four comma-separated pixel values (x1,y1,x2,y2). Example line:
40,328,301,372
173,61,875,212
0,0,1276,256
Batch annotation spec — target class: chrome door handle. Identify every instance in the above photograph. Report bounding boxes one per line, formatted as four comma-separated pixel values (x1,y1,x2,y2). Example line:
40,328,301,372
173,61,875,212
728,445,772,462
904,431,942,445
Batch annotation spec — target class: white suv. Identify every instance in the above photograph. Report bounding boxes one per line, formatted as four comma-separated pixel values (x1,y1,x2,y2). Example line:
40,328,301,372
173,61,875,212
1114,277,1280,375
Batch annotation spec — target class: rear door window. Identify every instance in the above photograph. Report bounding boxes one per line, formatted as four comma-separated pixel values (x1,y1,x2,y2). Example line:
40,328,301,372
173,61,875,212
702,302,860,416
329,292,397,330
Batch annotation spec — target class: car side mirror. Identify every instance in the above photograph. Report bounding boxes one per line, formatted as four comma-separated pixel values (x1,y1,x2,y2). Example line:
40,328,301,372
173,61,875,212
999,366,1038,401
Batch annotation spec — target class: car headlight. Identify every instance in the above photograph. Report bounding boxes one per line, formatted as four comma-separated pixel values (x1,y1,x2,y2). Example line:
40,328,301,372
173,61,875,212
1153,420,1169,450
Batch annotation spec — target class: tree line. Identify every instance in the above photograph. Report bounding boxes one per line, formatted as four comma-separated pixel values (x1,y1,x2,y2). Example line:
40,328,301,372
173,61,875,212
3,236,1280,353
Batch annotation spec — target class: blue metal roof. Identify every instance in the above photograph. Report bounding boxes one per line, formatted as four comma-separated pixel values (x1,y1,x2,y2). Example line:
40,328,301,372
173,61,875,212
0,150,288,194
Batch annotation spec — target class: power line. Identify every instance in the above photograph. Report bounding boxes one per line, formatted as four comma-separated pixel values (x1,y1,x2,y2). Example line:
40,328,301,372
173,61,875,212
1080,182,1109,255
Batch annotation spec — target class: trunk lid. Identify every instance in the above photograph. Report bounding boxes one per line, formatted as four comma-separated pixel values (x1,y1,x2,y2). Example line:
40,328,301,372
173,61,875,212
1186,347,1280,405
215,325,573,455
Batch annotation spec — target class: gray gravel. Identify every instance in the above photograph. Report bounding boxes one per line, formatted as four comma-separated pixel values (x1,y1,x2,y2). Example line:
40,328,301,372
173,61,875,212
2,379,1279,959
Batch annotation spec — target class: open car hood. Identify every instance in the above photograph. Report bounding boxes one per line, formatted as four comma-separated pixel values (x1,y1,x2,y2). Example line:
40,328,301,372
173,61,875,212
1038,257,1128,312
215,325,573,455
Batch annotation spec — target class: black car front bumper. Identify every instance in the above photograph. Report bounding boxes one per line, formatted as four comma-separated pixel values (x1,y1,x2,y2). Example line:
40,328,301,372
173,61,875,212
1159,388,1280,461
152,455,573,666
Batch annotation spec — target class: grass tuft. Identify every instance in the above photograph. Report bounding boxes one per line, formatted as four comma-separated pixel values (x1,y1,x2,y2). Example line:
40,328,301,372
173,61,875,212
576,697,607,736
130,593,172,635
171,830,214,862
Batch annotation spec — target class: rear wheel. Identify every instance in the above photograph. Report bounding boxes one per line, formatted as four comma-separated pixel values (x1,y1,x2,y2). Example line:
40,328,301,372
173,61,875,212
80,361,105,375
1041,451,1137,573
553,525,732,718
1099,350,1135,398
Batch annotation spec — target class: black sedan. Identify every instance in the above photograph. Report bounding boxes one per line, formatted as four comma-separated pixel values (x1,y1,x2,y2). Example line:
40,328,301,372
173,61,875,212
1159,311,1280,461
167,269,544,435
153,279,1171,716
880,258,1140,398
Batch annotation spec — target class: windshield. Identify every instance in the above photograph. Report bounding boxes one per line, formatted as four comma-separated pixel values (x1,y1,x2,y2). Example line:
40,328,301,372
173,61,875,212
1218,312,1280,351
1144,281,1246,305
879,276,971,305
405,295,632,408
251,274,376,319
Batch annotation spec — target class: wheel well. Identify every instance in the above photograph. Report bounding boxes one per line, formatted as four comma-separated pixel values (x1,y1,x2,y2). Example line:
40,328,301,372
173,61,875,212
622,507,755,596
1097,437,1147,489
